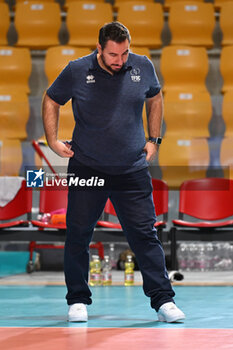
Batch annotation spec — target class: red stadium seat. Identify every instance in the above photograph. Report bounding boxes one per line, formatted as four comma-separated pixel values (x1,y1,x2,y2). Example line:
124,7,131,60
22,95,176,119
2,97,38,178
0,178,32,228
31,181,68,230
97,198,122,229
170,178,233,269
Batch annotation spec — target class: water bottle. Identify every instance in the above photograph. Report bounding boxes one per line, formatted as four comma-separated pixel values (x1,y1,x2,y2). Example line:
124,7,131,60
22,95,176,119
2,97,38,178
213,241,221,270
177,242,188,271
101,255,112,286
214,243,233,271
109,243,117,269
196,243,207,272
206,242,214,270
37,213,51,224
223,243,233,270
124,255,134,286
187,243,197,271
89,255,101,286
229,244,233,271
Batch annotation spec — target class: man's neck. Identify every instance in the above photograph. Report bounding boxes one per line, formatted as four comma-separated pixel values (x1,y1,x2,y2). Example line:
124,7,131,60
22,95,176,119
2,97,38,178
97,53,114,76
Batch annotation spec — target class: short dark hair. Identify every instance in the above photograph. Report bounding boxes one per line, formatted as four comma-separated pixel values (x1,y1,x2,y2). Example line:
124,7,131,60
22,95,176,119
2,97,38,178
98,22,131,50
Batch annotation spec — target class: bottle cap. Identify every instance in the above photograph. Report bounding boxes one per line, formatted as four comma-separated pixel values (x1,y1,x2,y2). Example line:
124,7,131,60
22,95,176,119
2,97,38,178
92,255,99,260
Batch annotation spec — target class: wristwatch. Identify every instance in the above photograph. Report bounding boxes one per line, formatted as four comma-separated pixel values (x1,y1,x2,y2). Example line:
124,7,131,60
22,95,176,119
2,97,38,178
148,137,162,145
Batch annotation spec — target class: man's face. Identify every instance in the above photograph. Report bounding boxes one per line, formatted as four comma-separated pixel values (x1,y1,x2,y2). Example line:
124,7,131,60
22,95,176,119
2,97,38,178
97,40,130,74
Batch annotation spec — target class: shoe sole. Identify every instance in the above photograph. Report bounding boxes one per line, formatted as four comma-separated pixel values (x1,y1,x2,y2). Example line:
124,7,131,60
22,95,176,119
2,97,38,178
158,314,185,323
68,316,88,322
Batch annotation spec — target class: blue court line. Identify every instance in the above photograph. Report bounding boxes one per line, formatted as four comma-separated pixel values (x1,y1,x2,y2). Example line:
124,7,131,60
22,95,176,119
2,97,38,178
0,285,232,329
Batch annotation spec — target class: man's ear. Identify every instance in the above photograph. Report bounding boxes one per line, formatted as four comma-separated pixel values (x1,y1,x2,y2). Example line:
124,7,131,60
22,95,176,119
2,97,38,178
97,43,102,55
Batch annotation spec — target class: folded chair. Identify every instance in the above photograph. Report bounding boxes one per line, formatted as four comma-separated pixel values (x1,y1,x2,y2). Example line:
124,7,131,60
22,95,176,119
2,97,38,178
168,2,215,48
0,91,30,140
220,138,233,175
220,46,233,93
45,46,91,86
0,178,32,229
219,2,233,46
161,45,209,93
0,139,23,176
163,0,203,11
0,47,31,94
214,0,232,11
164,90,212,138
222,91,233,137
117,2,164,49
14,2,61,49
0,3,10,45
67,2,113,48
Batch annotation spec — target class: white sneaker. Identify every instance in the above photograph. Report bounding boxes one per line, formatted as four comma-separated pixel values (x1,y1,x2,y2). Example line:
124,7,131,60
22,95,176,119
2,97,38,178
68,303,88,322
157,302,185,323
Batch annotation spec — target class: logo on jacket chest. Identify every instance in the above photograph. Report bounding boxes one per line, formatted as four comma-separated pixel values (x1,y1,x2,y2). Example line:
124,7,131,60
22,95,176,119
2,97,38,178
130,68,141,82
86,74,95,83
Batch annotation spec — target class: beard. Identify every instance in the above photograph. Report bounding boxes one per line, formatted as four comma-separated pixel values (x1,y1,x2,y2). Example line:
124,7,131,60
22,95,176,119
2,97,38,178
100,53,124,74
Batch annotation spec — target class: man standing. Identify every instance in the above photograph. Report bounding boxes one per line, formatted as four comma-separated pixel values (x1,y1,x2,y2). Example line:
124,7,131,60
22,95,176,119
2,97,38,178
42,22,185,323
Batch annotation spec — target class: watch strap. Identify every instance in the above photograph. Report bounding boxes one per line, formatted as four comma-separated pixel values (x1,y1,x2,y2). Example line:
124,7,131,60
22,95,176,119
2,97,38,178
148,137,162,145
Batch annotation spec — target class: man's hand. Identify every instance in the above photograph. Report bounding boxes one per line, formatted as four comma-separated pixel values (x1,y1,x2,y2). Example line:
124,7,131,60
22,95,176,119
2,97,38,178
50,140,74,158
143,142,159,162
